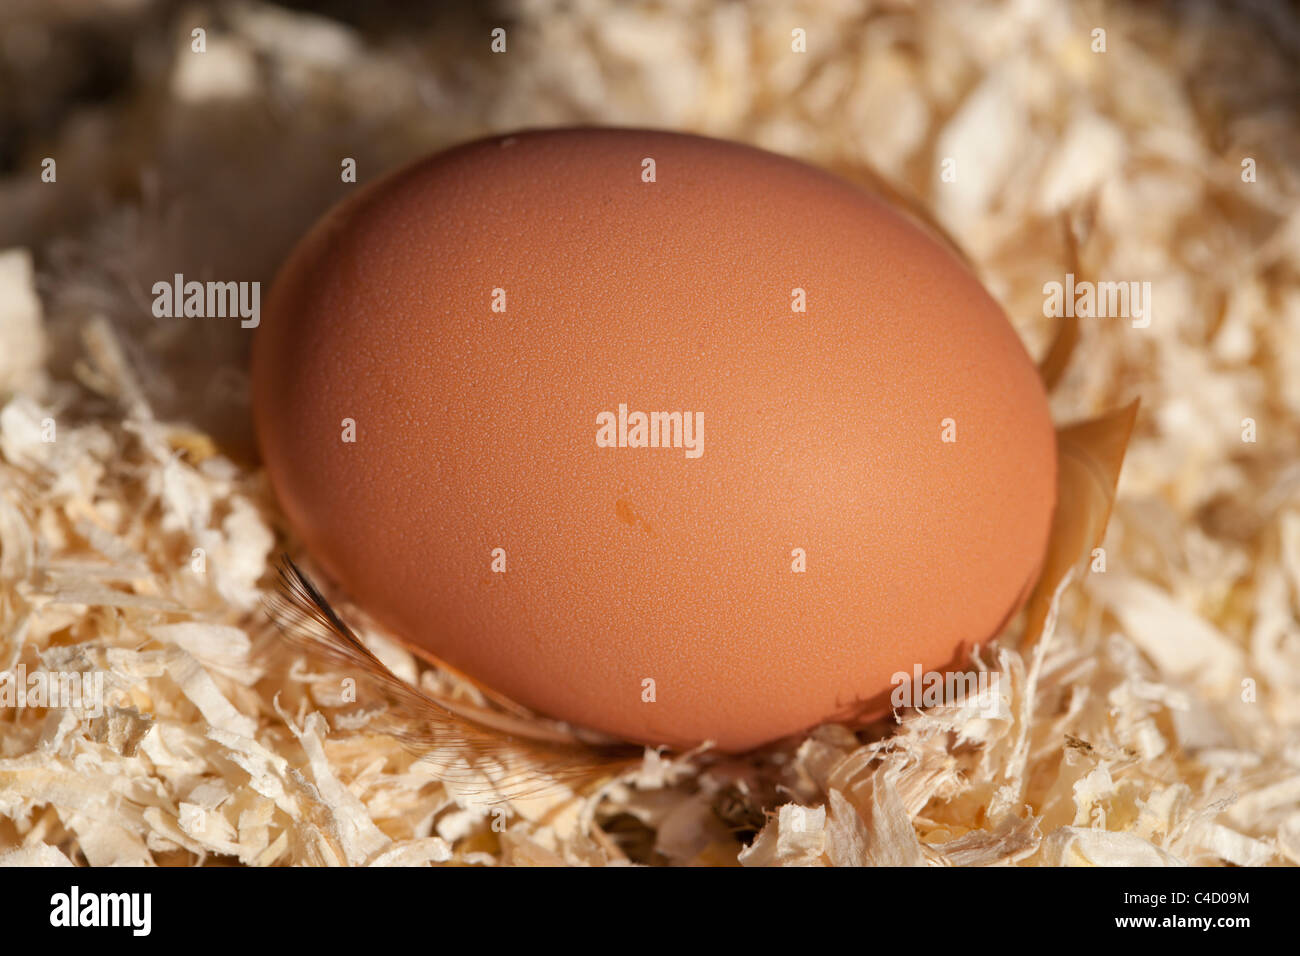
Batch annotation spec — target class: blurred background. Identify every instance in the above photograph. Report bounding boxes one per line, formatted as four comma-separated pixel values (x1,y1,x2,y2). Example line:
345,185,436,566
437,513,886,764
3,1,1298,459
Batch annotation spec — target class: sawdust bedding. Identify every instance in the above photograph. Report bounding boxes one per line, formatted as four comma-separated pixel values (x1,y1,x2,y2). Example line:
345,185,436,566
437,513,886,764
1,0,1299,866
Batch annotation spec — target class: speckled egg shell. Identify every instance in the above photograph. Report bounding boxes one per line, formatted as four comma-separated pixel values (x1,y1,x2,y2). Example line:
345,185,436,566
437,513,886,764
252,128,1056,752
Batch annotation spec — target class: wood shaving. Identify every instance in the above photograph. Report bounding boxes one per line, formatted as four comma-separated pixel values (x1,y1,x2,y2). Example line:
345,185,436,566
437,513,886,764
1,0,1298,865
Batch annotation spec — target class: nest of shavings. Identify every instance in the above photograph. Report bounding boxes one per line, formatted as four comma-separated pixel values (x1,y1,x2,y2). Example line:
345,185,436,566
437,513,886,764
2,0,1299,866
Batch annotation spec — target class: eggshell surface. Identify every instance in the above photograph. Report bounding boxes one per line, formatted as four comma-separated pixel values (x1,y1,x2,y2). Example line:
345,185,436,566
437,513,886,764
252,128,1056,752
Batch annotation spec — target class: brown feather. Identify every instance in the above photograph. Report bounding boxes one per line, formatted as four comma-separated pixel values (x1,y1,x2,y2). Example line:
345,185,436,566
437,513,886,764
264,555,641,802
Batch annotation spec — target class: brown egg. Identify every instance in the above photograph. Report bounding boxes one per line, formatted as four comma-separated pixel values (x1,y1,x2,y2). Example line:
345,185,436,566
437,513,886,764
252,128,1056,752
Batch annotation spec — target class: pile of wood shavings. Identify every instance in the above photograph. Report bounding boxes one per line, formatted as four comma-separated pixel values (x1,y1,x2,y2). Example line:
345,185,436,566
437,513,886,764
1,0,1299,866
